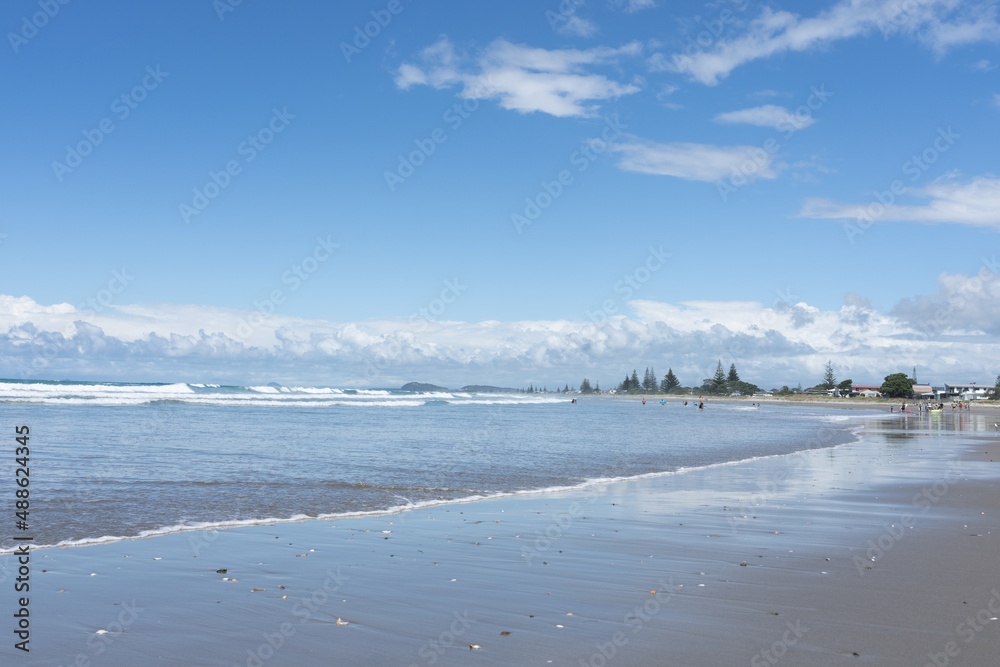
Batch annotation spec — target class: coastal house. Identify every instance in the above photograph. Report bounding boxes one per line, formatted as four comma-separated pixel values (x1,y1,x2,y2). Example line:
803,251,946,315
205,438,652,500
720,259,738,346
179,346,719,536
943,382,991,400
911,384,935,398
850,384,881,398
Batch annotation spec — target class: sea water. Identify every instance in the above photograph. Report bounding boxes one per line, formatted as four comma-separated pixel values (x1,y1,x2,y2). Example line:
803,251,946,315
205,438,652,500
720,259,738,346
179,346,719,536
0,380,865,553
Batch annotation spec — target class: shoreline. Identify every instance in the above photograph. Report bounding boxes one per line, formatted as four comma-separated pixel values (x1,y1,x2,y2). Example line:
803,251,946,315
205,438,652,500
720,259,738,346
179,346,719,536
5,413,1000,665
0,422,864,557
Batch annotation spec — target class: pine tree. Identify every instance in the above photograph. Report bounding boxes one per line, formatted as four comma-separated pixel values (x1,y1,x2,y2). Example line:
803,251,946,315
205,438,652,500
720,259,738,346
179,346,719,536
631,369,640,391
594,381,600,392
661,368,680,393
823,361,836,390
727,364,740,383
642,367,658,392
580,378,592,393
711,361,727,395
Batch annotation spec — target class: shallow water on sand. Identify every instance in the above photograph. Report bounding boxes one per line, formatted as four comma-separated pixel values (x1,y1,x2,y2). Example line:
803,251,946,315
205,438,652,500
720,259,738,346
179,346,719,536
1,382,881,552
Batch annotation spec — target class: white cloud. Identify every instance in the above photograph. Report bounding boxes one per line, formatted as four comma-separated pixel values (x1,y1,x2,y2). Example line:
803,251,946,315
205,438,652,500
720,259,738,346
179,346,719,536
994,92,1000,108
3,288,999,388
659,0,1000,85
555,15,598,37
395,37,642,117
799,174,1000,230
892,268,1000,336
610,138,778,181
973,58,997,70
713,104,817,131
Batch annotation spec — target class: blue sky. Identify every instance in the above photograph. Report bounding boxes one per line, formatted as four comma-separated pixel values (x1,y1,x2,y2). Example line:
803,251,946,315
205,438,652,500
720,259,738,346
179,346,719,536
1,0,999,389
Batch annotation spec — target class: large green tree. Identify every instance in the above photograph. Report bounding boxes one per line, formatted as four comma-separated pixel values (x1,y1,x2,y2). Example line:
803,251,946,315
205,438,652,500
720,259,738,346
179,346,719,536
661,368,680,393
729,380,760,396
837,379,853,395
727,363,740,383
579,378,593,393
879,373,914,398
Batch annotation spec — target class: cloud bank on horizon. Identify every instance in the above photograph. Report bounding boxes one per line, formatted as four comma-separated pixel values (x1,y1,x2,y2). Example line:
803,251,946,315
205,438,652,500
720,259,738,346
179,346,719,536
4,262,998,388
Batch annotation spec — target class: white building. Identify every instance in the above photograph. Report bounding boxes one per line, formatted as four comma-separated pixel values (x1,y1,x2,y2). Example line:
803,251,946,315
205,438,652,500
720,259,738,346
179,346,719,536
943,383,991,400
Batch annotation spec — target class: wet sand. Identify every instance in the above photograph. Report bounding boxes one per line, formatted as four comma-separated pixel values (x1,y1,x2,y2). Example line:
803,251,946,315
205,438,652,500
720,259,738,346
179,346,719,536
5,413,1000,666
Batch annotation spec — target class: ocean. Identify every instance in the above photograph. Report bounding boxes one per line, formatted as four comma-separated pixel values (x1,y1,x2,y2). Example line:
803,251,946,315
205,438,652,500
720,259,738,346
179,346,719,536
0,380,865,554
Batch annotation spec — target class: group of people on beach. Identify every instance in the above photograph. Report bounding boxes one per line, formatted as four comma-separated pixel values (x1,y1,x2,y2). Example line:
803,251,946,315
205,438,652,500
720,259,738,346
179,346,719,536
892,401,974,413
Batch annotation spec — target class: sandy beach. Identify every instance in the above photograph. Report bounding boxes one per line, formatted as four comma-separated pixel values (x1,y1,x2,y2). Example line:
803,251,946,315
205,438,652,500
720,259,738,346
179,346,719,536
5,411,1000,666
